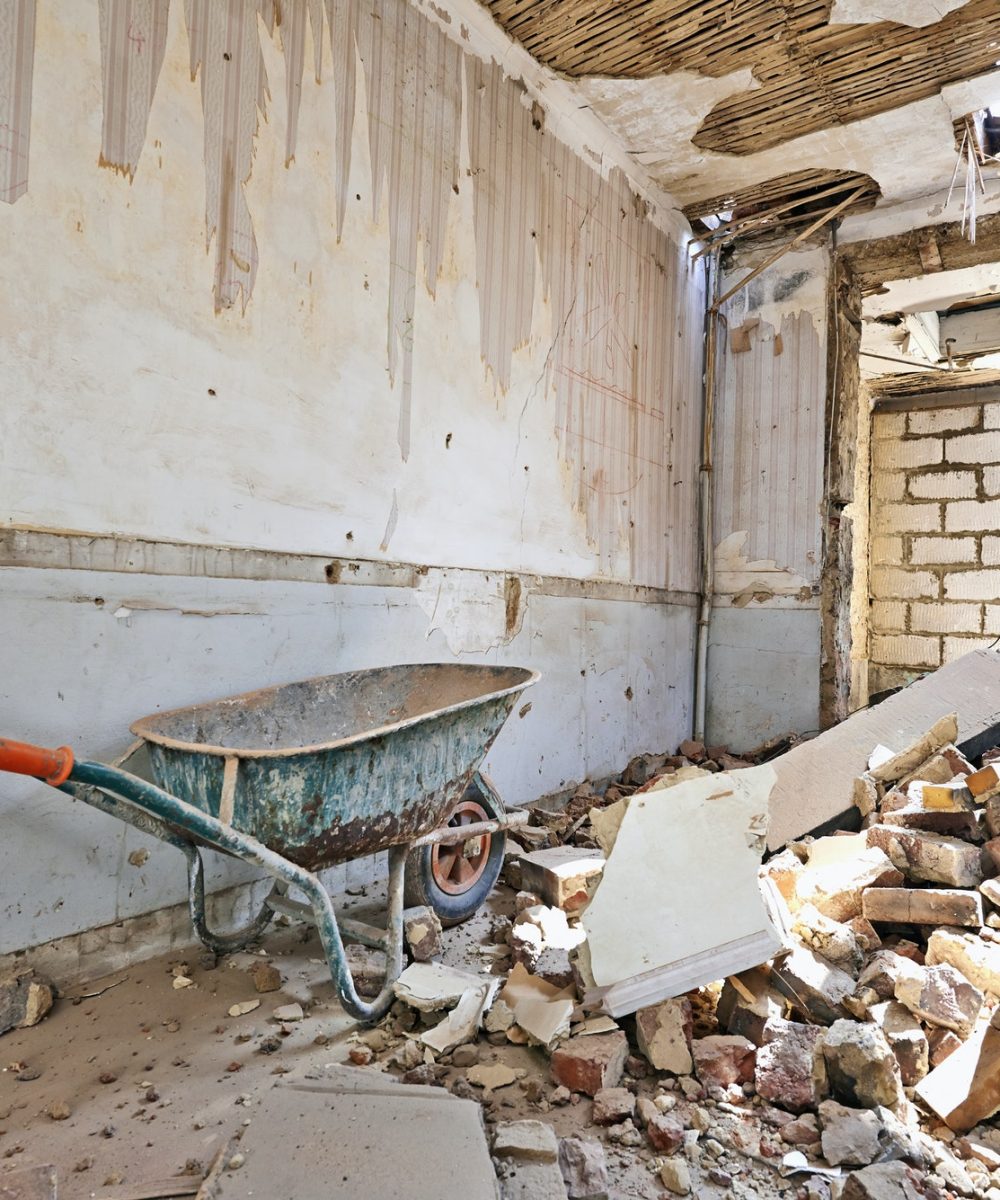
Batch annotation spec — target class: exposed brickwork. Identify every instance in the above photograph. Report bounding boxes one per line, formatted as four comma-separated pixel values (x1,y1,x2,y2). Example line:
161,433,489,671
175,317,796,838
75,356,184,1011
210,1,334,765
869,404,1000,682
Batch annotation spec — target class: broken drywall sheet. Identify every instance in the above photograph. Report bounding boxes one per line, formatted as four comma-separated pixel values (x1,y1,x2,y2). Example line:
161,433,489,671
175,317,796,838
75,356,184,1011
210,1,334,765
581,765,785,1015
98,0,171,179
828,0,967,26
0,0,35,204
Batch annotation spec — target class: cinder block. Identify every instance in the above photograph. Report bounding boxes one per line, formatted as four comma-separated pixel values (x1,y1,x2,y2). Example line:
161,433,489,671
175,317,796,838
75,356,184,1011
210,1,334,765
944,637,998,664
946,431,1000,464
873,439,942,471
984,402,1000,430
983,605,1000,635
909,408,979,435
945,499,1000,533
874,503,942,534
909,602,980,634
873,412,906,438
908,471,977,500
909,536,976,565
944,569,1000,601
871,634,940,669
984,467,1000,497
870,568,938,600
872,536,904,565
982,537,1000,566
873,472,906,502
872,601,906,631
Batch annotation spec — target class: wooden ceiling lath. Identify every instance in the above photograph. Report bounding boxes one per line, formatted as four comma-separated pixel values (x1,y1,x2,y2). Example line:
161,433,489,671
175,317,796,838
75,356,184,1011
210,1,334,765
483,0,1000,156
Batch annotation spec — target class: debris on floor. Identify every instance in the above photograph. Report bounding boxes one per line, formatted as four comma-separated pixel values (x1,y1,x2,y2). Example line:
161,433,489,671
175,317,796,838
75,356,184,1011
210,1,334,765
7,717,1000,1198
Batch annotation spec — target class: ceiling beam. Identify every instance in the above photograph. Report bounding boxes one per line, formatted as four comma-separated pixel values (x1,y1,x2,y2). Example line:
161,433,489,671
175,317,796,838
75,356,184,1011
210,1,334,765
842,212,1000,294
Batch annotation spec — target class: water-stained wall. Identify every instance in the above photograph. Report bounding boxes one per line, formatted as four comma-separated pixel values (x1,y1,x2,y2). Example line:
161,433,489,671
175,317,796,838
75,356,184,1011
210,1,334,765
0,0,704,959
706,248,829,750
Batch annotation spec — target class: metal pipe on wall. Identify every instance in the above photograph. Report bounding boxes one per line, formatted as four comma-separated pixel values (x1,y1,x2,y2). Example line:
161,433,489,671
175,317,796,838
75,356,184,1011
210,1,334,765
693,250,721,743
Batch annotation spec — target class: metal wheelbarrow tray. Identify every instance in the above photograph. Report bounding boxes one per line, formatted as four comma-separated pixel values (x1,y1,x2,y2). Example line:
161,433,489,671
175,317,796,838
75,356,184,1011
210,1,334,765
0,663,538,1022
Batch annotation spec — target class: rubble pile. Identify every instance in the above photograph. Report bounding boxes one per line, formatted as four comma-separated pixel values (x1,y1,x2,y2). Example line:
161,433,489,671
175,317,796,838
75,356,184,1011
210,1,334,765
350,715,1000,1200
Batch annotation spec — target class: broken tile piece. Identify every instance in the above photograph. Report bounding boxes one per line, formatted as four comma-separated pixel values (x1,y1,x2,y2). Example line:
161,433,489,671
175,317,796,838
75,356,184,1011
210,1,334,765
467,1062,526,1093
393,962,488,1012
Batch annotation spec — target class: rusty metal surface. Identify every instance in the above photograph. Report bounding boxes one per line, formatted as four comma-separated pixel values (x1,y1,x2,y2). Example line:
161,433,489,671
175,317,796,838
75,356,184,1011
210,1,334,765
131,664,537,869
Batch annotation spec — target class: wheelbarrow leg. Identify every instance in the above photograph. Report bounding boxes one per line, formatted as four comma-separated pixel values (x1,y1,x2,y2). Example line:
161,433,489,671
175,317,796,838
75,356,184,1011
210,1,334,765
182,844,276,956
299,844,408,1024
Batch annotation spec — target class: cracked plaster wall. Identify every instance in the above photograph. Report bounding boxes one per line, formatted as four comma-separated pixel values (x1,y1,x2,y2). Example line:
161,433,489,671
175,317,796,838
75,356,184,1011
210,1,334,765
1,0,704,954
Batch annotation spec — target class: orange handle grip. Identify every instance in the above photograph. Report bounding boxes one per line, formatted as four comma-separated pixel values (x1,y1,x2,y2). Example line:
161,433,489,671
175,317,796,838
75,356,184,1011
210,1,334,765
0,739,74,786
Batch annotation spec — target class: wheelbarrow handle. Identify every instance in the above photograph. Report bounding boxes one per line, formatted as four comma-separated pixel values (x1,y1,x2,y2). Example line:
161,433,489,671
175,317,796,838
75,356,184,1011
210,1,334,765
0,738,75,787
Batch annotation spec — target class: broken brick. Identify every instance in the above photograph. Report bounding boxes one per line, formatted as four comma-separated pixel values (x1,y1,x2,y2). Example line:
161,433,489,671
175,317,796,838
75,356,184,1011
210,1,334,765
557,1137,609,1200
819,1099,882,1167
0,969,54,1035
551,1032,628,1097
797,847,904,922
753,1018,827,1113
716,970,787,1045
634,997,692,1074
762,849,807,911
868,1001,928,1086
645,1113,685,1154
894,963,983,1037
792,905,864,974
403,907,443,962
821,1019,905,1112
771,944,855,1024
841,1162,927,1200
862,887,984,928
517,847,605,915
493,1120,559,1163
866,826,983,888
925,929,1000,996
927,1027,963,1067
690,1034,756,1089
590,1087,634,1126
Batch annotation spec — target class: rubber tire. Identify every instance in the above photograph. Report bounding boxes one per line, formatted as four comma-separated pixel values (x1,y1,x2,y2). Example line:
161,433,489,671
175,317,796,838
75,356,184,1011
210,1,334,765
404,779,507,927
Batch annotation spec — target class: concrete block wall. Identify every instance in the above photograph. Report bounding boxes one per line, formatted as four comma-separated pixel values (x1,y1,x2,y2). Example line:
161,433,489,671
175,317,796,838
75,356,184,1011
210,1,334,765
869,401,1000,691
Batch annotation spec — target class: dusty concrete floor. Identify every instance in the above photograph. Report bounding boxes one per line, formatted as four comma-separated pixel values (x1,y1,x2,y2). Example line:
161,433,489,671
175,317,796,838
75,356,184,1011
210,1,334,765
0,882,784,1200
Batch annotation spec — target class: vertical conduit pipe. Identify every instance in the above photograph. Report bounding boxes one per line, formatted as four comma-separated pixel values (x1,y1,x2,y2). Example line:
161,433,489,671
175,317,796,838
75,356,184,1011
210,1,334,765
693,249,721,743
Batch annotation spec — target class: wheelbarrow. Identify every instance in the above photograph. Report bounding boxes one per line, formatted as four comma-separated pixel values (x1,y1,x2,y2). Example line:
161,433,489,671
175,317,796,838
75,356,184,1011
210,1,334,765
0,663,538,1022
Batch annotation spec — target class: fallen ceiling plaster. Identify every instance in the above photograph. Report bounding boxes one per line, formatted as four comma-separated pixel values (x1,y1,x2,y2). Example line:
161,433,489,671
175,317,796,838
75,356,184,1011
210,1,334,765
828,0,968,26
580,68,1000,211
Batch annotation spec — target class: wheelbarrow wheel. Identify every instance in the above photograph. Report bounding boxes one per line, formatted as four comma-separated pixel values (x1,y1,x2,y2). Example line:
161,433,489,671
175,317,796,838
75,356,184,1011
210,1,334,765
405,778,506,927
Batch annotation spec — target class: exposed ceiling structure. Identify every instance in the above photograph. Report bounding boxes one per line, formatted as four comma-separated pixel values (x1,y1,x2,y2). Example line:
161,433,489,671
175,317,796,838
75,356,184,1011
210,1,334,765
483,0,1000,230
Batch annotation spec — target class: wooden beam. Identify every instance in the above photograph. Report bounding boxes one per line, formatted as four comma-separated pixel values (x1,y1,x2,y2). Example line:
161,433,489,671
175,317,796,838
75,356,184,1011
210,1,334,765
843,211,1000,294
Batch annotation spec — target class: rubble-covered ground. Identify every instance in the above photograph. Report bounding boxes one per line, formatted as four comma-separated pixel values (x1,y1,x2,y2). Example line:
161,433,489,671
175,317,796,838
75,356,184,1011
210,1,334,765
3,720,1000,1199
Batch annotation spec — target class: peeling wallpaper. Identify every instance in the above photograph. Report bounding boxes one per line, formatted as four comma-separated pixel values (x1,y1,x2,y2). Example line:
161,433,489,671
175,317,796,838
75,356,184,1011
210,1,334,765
0,0,35,203
4,0,702,590
98,0,170,179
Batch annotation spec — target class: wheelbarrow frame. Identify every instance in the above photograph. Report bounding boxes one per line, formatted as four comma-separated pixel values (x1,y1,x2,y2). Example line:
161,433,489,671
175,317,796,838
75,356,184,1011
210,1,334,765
0,736,527,1023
